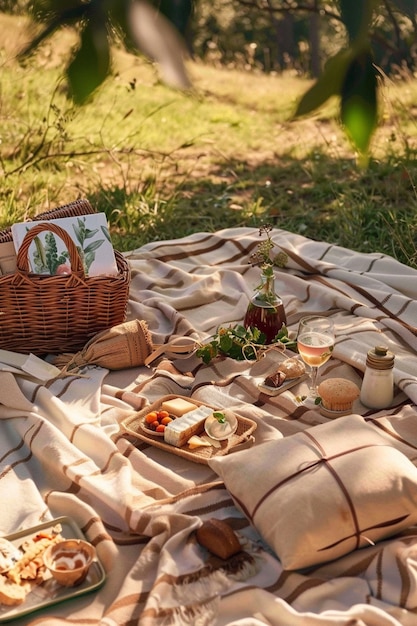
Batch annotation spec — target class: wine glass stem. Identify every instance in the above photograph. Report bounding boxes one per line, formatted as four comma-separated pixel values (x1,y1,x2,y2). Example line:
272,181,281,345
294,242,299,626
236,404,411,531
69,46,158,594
309,366,319,395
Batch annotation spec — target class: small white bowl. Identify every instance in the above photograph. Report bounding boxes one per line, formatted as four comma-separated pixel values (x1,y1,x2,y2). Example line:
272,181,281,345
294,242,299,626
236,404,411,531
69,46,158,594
204,409,238,441
43,539,95,587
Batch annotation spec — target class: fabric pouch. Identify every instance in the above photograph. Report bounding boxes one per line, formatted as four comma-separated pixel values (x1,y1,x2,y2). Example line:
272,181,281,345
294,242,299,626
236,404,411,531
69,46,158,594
55,319,154,370
54,320,200,371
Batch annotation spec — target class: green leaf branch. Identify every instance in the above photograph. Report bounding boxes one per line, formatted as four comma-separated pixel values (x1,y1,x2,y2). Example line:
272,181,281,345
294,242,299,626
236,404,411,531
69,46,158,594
196,323,297,365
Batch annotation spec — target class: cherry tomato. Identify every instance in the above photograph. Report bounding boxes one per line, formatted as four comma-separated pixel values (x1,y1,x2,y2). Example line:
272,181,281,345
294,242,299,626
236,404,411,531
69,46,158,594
145,411,158,424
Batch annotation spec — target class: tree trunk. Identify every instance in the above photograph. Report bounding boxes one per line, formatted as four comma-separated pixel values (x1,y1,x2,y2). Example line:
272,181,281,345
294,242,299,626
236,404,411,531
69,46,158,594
309,9,321,77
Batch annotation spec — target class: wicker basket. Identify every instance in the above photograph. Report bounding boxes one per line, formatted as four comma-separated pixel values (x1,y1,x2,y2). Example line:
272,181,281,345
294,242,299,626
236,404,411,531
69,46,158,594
0,205,130,355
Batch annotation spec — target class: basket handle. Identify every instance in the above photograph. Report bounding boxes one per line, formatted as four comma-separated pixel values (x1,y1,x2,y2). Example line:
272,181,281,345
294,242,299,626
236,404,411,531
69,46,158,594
16,222,85,275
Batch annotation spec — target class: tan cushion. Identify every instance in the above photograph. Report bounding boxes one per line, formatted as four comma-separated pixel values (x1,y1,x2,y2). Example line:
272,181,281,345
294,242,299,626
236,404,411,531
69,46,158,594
209,414,417,570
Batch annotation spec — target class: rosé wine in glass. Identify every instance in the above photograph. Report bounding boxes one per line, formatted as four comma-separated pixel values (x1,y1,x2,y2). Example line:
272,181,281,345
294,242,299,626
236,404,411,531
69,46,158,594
297,316,334,397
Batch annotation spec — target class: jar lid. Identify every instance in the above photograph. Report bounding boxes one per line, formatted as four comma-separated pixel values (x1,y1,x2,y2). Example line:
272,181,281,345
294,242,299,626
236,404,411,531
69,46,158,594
366,345,395,369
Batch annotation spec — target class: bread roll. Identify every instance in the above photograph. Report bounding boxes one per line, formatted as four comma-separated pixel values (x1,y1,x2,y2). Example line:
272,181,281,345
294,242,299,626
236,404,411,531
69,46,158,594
196,519,241,560
0,576,29,606
277,358,305,379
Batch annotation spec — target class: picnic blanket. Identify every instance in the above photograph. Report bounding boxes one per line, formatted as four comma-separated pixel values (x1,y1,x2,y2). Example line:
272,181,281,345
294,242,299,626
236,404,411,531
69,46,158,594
1,226,417,625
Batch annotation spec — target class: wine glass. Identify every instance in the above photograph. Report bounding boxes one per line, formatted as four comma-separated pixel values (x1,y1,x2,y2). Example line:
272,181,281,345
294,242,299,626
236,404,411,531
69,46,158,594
297,316,335,397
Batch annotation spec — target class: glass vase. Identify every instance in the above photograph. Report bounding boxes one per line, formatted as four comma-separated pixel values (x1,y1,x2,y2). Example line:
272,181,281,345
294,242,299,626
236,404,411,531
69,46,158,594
243,272,287,344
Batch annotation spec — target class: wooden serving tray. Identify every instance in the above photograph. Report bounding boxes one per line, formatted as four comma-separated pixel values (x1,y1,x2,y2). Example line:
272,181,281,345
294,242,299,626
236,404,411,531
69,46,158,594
121,395,257,465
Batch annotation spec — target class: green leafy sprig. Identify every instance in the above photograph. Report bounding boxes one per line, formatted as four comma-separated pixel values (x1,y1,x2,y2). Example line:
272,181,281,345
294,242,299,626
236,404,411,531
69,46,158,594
249,224,288,286
196,324,296,365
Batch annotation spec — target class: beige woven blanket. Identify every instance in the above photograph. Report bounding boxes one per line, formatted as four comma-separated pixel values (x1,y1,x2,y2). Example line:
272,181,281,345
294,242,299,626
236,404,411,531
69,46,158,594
1,226,417,625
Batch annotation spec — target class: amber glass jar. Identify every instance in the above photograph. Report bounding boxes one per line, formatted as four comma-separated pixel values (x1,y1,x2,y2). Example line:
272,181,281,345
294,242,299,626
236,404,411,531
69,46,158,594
243,272,287,344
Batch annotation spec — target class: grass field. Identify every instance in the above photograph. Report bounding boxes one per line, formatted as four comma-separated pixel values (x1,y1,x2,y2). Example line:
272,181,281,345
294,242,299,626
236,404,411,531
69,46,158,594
1,13,417,266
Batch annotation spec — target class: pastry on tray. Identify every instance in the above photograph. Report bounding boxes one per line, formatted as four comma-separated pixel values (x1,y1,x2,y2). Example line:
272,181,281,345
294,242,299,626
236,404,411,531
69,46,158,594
263,370,287,388
259,357,305,393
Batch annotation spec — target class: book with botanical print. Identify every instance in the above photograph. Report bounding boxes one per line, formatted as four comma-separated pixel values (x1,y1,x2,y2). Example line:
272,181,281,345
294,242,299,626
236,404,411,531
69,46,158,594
11,212,118,277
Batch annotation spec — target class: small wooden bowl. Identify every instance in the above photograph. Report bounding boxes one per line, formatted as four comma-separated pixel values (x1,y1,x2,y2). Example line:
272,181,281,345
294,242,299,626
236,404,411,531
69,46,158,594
43,539,95,587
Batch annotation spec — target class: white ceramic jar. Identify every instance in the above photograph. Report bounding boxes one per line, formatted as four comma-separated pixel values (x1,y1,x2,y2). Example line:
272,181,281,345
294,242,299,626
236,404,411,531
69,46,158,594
360,345,395,409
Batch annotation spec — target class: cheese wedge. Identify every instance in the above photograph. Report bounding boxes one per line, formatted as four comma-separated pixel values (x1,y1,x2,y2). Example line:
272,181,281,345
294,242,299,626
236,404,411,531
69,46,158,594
164,405,213,447
188,435,212,449
160,398,197,417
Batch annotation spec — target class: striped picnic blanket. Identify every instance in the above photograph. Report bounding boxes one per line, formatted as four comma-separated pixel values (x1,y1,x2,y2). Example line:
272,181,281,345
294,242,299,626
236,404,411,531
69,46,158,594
1,226,417,625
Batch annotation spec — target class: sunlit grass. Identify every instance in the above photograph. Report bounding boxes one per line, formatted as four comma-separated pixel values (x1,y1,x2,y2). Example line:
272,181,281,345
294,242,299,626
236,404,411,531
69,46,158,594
1,13,417,266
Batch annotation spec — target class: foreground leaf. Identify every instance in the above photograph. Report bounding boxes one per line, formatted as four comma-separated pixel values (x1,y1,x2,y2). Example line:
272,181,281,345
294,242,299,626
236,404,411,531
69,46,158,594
67,20,111,104
341,50,378,158
294,49,354,118
128,0,191,89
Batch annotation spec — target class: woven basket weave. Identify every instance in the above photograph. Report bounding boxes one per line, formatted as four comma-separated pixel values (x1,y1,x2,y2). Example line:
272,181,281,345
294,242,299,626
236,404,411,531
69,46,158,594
0,203,130,355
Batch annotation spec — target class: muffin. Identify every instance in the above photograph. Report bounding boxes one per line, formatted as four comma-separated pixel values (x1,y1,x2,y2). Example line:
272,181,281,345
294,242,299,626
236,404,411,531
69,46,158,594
317,378,360,416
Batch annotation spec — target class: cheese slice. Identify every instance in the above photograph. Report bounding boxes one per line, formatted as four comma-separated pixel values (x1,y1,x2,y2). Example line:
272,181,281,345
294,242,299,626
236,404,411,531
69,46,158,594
188,435,212,449
164,405,213,447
